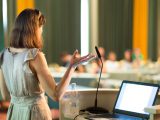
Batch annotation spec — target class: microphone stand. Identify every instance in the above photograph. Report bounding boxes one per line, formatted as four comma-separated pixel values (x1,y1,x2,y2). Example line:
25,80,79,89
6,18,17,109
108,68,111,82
95,58,103,108
83,57,109,114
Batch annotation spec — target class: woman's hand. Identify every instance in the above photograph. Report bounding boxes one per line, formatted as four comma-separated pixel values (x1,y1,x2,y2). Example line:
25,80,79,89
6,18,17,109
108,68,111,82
69,50,96,68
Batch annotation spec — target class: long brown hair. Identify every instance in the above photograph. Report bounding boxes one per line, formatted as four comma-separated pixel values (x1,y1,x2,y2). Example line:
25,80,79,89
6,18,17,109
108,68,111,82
10,8,46,49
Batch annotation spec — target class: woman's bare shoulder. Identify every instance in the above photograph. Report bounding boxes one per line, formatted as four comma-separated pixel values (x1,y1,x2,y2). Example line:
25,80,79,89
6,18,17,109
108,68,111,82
30,51,48,72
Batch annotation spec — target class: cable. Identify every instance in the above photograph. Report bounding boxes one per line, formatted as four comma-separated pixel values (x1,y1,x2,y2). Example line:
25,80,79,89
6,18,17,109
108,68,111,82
73,112,92,120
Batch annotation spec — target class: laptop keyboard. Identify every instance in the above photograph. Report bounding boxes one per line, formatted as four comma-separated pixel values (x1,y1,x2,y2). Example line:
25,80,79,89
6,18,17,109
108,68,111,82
85,113,143,120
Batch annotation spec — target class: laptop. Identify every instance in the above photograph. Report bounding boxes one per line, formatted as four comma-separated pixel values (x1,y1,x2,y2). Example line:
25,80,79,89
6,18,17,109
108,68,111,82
86,80,159,120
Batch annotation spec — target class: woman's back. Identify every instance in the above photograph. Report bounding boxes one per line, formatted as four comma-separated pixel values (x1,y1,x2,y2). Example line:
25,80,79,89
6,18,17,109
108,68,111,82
2,48,43,96
1,48,52,120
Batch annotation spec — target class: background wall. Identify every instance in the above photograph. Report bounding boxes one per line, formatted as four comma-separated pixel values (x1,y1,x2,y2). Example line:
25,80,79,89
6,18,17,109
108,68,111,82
98,0,133,60
148,0,157,61
0,0,4,51
0,0,159,63
35,0,81,64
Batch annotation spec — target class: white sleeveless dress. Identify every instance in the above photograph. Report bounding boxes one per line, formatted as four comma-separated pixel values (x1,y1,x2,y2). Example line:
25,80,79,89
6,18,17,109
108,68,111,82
0,48,52,120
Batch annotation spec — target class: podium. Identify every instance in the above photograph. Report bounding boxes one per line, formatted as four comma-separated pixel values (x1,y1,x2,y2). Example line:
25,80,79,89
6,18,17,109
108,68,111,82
59,89,118,120
59,89,160,120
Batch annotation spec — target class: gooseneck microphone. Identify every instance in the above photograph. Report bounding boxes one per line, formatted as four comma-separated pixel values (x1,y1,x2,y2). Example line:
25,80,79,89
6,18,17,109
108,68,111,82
95,46,101,59
82,46,108,114
94,46,103,108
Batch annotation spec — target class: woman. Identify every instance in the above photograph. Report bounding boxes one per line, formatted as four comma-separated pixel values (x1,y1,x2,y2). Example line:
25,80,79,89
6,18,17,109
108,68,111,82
0,8,95,120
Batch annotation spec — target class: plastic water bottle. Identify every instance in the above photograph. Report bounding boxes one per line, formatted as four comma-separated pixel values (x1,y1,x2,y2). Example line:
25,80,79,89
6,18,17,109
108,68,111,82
63,83,79,119
70,83,79,117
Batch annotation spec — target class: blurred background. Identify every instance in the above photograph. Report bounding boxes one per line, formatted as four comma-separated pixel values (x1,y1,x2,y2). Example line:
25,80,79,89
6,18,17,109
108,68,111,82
0,0,160,63
1,0,160,119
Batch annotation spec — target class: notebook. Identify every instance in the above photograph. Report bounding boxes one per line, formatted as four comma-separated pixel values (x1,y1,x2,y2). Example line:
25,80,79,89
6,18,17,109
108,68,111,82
87,80,159,120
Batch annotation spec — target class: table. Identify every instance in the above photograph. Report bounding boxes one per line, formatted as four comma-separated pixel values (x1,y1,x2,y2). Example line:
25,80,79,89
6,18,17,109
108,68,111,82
52,72,109,87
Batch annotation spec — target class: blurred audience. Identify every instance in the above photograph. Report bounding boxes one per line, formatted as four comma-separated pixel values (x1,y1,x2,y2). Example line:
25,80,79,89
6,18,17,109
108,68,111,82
58,48,160,74
60,52,72,67
119,49,132,70
74,53,86,73
105,51,119,72
87,47,106,73
98,47,106,61
156,56,160,65
132,48,144,68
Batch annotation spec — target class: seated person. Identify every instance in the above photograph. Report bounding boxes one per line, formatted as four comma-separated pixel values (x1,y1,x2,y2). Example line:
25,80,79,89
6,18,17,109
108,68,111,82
105,51,119,72
75,53,86,73
132,48,144,68
60,51,72,67
119,49,132,70
98,47,106,62
86,47,107,74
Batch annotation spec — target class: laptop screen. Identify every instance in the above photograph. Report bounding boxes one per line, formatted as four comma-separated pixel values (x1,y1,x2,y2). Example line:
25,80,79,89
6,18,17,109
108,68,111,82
113,80,159,119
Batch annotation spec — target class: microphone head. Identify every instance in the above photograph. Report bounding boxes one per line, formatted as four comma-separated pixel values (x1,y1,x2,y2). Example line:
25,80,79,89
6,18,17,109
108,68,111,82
95,46,101,59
